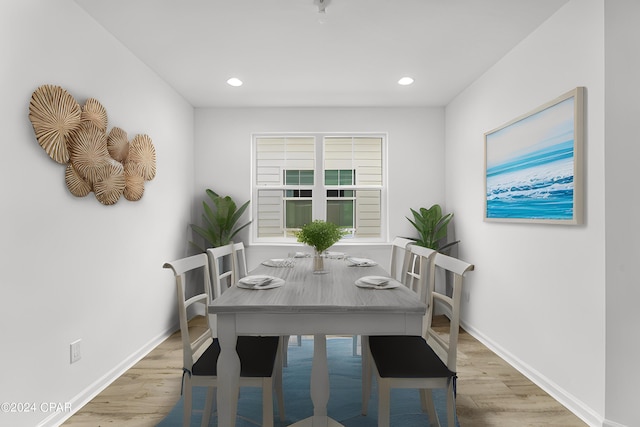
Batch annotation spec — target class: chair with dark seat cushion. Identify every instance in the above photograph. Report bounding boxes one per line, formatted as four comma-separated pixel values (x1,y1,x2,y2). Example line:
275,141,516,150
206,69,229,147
362,250,473,427
228,241,296,369
361,244,436,417
368,335,454,380
353,237,417,356
191,335,280,378
164,252,284,427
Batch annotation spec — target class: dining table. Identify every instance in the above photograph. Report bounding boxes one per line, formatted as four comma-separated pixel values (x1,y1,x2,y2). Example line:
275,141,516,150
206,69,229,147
208,254,427,427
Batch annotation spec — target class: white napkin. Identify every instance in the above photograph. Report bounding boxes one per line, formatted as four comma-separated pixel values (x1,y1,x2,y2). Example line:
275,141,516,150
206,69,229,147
360,276,390,286
346,257,377,266
324,251,346,259
292,252,311,258
239,275,274,288
355,276,400,290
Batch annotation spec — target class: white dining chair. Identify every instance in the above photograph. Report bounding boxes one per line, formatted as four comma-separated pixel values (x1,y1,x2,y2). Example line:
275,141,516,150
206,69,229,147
163,253,285,427
361,244,437,416
228,241,301,366
209,243,286,419
352,237,416,356
362,250,474,427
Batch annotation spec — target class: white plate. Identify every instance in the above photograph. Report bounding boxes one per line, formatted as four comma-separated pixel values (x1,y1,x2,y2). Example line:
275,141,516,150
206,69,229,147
238,275,285,290
346,257,377,266
355,276,400,289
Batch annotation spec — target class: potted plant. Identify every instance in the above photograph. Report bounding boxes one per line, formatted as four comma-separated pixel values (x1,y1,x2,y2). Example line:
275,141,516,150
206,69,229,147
407,204,459,254
190,188,251,252
295,220,347,273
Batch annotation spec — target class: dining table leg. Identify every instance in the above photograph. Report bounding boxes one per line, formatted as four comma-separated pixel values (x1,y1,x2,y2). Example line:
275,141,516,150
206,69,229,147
216,314,240,427
291,334,343,427
361,335,371,415
311,334,329,425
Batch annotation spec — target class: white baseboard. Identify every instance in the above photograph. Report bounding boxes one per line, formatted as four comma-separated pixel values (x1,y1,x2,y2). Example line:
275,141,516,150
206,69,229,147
460,320,605,427
603,420,628,427
37,322,179,427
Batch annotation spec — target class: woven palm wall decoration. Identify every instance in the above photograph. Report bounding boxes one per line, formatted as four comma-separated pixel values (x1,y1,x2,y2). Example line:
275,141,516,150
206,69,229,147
28,84,156,205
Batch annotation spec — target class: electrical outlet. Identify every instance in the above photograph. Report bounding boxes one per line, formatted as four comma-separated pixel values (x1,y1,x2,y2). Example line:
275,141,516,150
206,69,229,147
70,339,81,364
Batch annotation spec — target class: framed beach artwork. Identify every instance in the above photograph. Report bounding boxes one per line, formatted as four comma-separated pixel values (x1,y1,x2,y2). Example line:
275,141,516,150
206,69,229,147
484,87,584,224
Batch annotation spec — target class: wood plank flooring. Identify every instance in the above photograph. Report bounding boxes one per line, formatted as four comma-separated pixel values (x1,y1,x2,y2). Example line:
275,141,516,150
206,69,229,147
63,316,587,426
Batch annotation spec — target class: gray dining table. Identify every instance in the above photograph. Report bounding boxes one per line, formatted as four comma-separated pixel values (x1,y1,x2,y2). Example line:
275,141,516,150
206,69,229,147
208,255,427,427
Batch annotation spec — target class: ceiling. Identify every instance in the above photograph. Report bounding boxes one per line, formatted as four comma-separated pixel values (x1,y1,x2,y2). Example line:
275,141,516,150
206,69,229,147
75,0,569,108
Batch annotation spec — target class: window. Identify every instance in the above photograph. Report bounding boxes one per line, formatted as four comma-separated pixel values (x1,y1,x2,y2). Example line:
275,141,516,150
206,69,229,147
253,135,385,243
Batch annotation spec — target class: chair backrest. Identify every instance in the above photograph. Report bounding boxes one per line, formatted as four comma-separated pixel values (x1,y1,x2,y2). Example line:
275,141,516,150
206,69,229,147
206,243,236,299
425,252,474,372
232,241,248,280
163,253,214,370
403,245,437,305
389,237,415,284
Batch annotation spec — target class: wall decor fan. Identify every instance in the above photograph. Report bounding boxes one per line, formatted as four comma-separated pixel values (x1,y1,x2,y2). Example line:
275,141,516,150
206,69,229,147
28,84,156,205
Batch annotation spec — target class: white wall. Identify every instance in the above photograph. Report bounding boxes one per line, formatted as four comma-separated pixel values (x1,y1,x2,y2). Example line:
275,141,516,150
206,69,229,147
604,2,640,426
0,2,195,426
194,107,445,270
445,0,606,425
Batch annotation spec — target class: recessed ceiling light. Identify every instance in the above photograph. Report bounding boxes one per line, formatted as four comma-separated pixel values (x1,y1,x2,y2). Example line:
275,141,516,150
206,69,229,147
227,77,243,87
398,77,414,86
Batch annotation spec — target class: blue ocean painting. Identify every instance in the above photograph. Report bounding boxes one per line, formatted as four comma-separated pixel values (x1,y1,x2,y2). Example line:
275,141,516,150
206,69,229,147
486,97,576,220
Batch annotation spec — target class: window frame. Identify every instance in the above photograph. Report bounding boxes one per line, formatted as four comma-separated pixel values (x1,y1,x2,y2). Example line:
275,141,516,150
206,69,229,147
251,133,388,245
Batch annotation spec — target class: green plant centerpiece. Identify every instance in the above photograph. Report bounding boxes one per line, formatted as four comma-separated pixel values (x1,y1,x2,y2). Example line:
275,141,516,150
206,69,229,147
190,188,251,252
295,220,347,273
407,204,459,254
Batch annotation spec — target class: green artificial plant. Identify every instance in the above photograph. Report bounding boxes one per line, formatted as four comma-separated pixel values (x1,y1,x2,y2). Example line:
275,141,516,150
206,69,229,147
407,204,459,253
190,189,251,251
295,220,347,253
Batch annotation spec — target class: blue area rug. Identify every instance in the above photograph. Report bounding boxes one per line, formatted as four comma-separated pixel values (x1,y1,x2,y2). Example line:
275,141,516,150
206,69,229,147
157,337,459,426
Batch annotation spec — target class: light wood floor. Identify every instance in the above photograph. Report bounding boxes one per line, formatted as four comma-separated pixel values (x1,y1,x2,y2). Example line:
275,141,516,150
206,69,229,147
63,316,587,427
